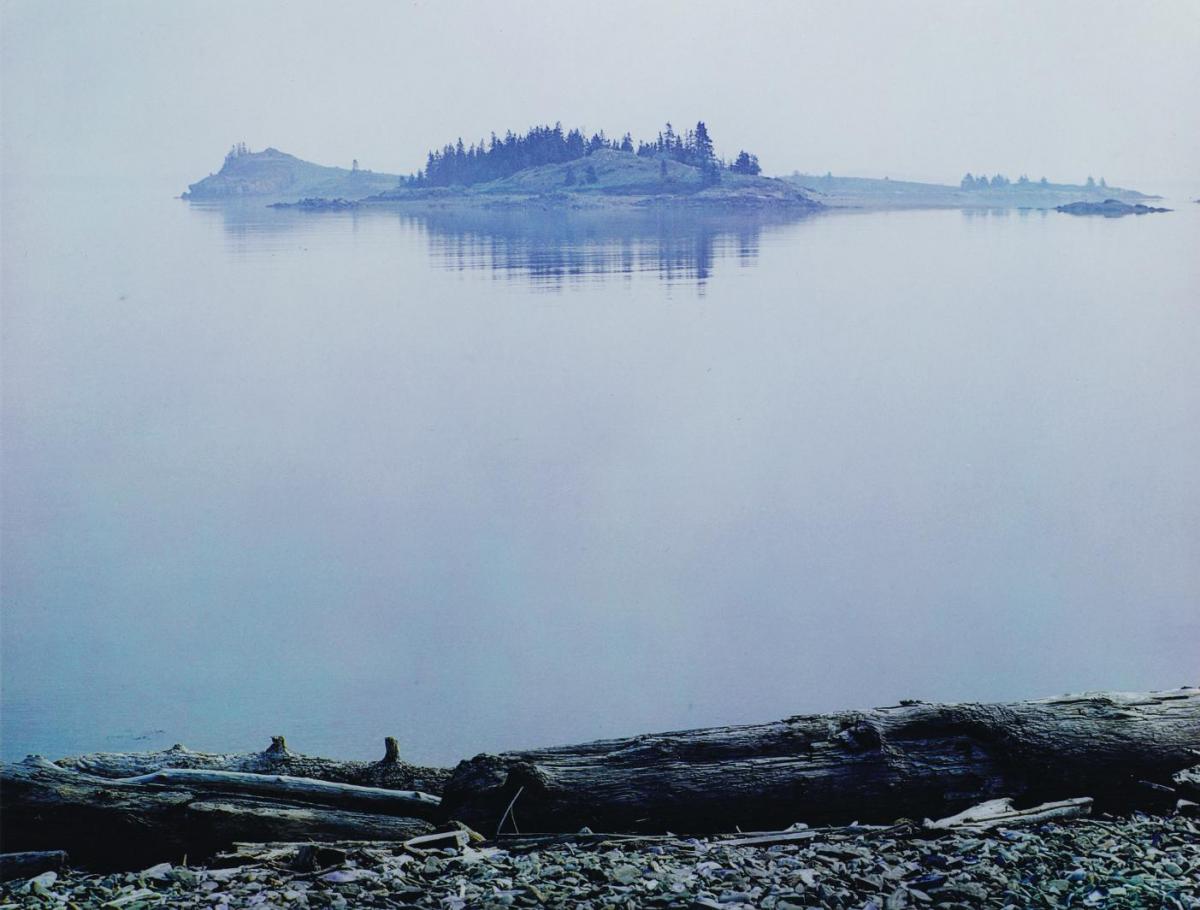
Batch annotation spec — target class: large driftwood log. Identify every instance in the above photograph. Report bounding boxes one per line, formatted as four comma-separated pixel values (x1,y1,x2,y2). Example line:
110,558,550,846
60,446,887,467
57,735,450,794
0,757,436,869
441,688,1200,833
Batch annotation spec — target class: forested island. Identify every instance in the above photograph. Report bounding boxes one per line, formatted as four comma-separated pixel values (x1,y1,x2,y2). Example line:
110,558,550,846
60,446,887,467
184,122,817,210
182,121,1164,215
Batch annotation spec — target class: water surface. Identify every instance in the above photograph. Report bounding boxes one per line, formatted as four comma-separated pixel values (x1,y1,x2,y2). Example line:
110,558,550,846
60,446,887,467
2,186,1197,765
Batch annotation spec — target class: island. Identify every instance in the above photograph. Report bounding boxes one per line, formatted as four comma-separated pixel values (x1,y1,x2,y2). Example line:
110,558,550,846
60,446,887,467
1054,198,1171,216
183,125,1165,216
787,171,1162,210
185,123,822,212
181,144,401,201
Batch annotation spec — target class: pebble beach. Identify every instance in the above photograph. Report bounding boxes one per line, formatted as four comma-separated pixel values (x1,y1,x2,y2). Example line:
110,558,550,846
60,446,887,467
4,814,1197,909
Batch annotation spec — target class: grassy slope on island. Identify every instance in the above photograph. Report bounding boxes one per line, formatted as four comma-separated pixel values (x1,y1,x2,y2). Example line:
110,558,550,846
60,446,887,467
183,148,401,200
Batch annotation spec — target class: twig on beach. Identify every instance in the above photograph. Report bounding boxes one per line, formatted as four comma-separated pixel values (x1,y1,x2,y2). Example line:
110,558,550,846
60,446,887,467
496,785,525,837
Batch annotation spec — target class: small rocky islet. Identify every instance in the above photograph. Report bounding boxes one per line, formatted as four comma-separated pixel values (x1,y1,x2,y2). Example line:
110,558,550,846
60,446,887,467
4,814,1198,910
1054,199,1171,217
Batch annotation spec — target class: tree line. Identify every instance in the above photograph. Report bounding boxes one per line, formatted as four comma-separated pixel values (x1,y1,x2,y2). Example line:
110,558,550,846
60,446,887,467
961,173,1107,190
411,121,761,187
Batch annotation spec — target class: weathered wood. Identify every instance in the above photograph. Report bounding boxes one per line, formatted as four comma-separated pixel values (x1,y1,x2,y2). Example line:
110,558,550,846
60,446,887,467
441,688,1200,833
1174,763,1200,798
114,768,441,817
717,830,819,848
924,797,1092,831
56,736,450,794
0,756,436,869
187,800,432,845
0,851,68,883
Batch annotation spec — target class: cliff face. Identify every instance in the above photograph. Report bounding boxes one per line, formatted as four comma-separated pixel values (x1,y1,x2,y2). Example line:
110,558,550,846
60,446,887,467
183,148,401,200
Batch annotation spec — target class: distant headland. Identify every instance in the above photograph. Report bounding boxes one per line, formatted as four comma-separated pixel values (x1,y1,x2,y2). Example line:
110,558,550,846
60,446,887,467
787,171,1160,210
181,122,1162,214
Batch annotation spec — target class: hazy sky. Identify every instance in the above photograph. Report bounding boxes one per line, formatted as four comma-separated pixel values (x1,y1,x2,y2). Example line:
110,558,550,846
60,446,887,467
3,0,1199,192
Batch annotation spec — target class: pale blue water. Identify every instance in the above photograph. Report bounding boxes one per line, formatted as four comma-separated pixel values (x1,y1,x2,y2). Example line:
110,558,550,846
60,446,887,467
2,184,1198,766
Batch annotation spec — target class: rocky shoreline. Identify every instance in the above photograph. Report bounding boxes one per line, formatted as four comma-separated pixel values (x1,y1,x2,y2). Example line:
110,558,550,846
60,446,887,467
4,814,1196,909
267,187,823,213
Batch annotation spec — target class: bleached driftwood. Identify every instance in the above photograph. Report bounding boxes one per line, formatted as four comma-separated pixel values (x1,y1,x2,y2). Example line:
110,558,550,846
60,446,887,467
113,767,440,817
924,797,1093,831
57,735,449,794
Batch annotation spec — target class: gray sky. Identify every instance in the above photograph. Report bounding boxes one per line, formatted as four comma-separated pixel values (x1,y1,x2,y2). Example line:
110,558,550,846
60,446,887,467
3,0,1199,192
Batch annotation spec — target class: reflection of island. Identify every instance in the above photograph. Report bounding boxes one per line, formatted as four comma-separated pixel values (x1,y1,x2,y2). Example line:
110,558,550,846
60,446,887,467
196,200,815,287
400,207,812,287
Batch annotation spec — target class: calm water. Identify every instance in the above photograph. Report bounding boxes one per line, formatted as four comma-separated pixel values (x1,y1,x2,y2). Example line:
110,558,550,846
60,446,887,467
2,184,1198,765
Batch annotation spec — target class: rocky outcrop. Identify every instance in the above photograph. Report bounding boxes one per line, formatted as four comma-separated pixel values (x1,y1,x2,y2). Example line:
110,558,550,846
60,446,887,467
183,148,400,201
268,197,360,211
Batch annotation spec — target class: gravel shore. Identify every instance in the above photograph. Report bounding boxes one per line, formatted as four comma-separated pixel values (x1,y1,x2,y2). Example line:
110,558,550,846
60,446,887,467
3,814,1196,909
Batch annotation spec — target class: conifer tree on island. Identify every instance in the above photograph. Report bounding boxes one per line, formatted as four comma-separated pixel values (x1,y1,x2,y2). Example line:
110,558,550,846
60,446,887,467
408,120,752,188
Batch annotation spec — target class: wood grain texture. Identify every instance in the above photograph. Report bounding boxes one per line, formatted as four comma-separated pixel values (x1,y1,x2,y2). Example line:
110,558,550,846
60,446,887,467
56,736,450,794
441,688,1200,832
0,757,435,869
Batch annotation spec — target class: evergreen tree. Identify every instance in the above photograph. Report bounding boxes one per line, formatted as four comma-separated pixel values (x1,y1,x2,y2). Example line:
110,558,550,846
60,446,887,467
690,122,719,184
417,119,739,188
693,121,715,164
584,163,598,184
564,164,576,186
731,150,761,175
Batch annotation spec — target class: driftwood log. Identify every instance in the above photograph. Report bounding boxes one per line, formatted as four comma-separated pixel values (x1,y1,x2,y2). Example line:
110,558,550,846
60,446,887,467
441,688,1200,833
923,796,1093,831
0,851,68,883
0,757,438,869
5,689,1197,870
56,735,450,794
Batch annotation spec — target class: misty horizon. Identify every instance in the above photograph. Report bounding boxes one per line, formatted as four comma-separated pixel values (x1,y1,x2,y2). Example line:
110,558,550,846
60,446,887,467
4,1,1198,196
190,135,1159,195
